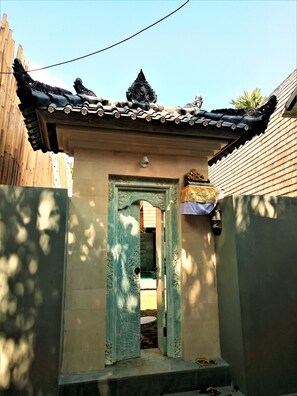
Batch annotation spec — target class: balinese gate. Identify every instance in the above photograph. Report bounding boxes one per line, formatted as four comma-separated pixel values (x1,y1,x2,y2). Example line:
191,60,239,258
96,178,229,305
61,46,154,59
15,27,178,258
105,176,181,364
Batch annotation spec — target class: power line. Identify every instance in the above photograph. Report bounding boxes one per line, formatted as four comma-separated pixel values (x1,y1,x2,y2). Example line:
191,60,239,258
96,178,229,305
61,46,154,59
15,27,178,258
1,0,190,75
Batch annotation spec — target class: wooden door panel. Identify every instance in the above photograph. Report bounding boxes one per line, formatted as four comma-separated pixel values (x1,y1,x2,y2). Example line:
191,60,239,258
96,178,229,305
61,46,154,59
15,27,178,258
116,203,141,360
156,208,166,354
106,177,181,364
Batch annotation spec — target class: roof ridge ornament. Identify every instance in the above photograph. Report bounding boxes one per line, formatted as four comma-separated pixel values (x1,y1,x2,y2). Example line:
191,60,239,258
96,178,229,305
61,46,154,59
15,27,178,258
126,69,157,107
184,94,203,110
73,78,96,97
13,58,73,96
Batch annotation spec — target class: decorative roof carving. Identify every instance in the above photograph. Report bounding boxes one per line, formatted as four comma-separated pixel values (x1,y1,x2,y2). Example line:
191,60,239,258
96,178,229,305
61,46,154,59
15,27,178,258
126,69,157,106
256,95,278,118
73,78,96,97
184,94,203,110
13,58,72,96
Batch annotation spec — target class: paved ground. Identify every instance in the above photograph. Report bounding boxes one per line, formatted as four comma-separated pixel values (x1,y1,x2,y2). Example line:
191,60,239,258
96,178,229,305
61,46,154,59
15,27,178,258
141,278,157,310
161,386,245,395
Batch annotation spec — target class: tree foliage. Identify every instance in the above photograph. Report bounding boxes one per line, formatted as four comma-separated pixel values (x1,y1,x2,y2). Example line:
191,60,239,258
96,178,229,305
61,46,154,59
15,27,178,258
230,88,267,109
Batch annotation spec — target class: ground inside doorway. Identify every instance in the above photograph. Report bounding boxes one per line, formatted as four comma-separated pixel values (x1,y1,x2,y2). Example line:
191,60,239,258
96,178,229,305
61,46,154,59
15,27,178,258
141,309,157,349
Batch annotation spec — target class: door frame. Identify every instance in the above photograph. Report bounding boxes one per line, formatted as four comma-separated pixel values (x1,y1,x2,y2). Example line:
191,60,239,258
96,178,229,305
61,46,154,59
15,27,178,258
105,176,182,364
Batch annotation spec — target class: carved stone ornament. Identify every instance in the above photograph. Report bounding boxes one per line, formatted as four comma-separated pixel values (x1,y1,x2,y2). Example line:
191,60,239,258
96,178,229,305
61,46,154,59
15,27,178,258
126,69,157,106
185,169,210,185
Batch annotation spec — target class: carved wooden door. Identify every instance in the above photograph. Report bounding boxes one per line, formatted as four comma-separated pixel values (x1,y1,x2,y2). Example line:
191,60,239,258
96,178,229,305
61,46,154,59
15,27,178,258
106,177,182,364
115,203,141,361
156,208,167,354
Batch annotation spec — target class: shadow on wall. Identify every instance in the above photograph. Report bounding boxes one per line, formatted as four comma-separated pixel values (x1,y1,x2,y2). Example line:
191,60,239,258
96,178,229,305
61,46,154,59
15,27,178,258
67,199,107,266
216,194,297,396
233,195,286,233
0,186,68,395
61,192,108,372
181,213,219,359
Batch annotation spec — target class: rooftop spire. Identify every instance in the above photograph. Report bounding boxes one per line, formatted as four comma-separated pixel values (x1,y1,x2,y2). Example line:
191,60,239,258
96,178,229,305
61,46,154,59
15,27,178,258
126,69,157,106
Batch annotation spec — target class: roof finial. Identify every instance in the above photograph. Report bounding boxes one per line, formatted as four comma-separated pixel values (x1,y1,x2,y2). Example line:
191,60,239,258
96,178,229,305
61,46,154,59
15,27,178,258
126,69,157,106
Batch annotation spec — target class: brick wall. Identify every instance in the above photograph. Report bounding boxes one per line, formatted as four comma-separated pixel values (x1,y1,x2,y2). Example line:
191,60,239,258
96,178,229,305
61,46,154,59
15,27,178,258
209,70,297,197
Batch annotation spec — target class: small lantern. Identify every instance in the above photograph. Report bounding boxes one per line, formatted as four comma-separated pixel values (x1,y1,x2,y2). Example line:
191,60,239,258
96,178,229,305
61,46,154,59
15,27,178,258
210,204,222,235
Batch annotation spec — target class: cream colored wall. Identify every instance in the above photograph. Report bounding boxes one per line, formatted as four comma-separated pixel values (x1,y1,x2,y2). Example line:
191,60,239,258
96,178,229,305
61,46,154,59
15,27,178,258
61,148,220,374
181,214,220,361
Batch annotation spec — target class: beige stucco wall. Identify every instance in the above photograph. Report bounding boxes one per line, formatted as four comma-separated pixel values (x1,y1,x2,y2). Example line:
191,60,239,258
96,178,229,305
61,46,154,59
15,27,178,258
61,148,220,374
181,215,220,361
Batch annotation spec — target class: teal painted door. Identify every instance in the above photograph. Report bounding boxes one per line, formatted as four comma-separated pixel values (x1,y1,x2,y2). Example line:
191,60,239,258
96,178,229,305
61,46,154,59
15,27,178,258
116,203,141,360
156,209,167,354
106,177,181,364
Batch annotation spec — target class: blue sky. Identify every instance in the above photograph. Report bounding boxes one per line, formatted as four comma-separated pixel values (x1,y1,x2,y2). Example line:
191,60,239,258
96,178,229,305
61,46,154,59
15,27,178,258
1,0,296,110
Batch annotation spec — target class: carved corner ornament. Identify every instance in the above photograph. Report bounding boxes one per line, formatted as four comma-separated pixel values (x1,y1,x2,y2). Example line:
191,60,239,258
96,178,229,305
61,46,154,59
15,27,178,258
126,69,157,107
13,58,73,96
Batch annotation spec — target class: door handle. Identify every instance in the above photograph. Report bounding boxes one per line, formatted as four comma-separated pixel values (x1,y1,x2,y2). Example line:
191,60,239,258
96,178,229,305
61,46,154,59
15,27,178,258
134,267,141,275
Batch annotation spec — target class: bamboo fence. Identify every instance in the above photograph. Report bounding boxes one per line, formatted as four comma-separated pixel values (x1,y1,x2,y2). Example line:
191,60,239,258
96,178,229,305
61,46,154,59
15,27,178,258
0,13,69,188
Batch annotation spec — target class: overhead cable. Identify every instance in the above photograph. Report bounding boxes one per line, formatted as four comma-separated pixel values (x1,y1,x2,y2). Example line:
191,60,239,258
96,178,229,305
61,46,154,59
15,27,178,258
1,0,190,75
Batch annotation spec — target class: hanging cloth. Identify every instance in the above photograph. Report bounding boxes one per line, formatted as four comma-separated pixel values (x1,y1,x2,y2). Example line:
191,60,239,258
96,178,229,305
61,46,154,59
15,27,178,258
180,184,223,215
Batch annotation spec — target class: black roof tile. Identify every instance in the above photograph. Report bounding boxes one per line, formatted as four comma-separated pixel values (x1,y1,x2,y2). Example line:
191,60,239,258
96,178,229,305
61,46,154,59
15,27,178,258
13,58,277,162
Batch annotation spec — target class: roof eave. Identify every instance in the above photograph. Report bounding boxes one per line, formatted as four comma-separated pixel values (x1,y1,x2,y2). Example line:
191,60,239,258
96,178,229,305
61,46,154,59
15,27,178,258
13,58,277,160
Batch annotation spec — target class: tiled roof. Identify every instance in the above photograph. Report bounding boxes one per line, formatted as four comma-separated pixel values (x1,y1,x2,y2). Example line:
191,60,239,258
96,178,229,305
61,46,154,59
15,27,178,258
209,69,297,197
13,58,277,162
283,86,297,118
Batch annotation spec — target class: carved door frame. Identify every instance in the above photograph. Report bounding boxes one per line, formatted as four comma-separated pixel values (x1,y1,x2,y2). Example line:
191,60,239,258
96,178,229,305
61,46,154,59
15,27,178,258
105,176,182,364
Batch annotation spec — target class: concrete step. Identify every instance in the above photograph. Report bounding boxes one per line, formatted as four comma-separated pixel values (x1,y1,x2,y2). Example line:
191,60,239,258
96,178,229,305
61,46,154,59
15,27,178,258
59,349,231,396
161,385,245,395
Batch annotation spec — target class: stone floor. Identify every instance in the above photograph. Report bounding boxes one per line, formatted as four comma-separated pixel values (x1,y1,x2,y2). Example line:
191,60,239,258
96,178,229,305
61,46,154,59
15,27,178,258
59,349,234,396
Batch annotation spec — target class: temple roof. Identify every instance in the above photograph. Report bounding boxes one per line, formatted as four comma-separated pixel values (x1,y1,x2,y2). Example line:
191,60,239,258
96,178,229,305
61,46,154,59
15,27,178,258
13,58,277,164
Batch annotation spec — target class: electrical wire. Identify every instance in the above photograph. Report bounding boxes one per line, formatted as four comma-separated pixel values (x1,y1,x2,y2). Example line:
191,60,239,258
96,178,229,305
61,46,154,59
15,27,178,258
1,0,190,75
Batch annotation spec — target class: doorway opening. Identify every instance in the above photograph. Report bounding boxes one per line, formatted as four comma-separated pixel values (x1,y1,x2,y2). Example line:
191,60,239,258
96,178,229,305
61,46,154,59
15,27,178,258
140,201,164,350
106,176,181,365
